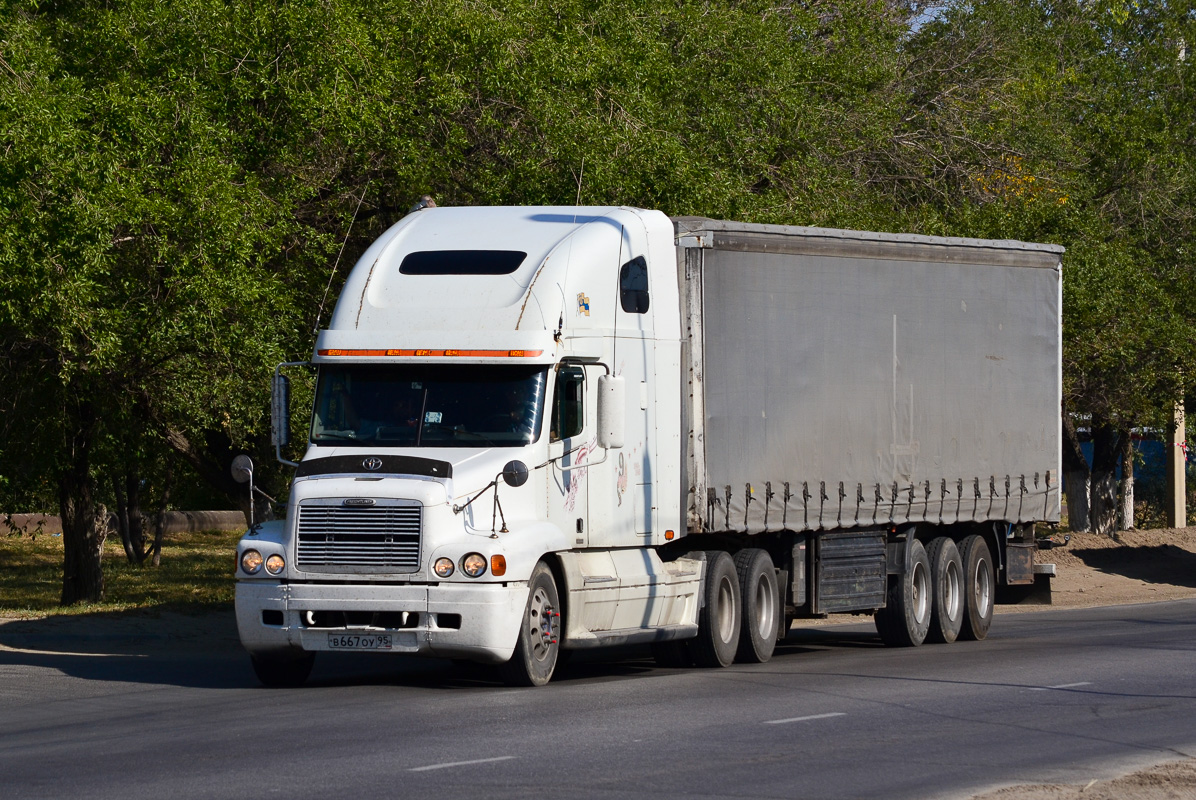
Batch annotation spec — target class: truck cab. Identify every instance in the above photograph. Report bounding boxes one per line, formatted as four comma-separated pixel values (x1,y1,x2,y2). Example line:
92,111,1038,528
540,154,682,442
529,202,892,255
235,206,701,686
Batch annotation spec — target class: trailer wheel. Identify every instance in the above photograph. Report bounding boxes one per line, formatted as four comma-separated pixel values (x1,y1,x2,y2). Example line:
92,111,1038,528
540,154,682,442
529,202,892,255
690,551,741,668
958,534,994,641
251,652,315,688
734,549,779,663
874,538,931,647
926,537,964,644
499,561,560,687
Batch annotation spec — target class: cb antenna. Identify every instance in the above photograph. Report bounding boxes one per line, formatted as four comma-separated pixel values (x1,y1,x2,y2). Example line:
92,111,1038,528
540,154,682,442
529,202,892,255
312,183,370,337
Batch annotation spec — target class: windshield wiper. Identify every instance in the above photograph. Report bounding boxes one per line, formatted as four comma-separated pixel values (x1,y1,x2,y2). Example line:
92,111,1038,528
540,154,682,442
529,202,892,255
311,432,360,442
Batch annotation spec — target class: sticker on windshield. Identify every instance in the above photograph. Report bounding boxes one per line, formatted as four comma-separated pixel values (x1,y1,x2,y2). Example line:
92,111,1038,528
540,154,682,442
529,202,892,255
424,411,443,424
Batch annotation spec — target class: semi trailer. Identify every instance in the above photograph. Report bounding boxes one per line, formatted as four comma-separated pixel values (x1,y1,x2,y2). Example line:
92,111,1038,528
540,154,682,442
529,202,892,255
235,205,1062,687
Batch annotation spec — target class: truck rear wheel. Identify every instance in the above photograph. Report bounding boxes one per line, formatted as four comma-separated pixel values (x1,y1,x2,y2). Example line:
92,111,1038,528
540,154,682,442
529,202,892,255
874,538,931,647
734,549,778,663
958,534,994,641
690,551,741,668
926,537,964,644
251,652,316,688
499,561,560,687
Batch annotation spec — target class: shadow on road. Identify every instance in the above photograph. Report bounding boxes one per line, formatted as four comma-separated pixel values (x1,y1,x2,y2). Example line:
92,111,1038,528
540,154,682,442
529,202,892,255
1069,543,1196,588
0,609,886,691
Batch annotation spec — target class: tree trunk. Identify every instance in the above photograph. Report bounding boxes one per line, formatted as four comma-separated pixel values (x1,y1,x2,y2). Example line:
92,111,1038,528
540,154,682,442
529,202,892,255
1061,410,1091,532
126,469,146,557
1088,422,1122,538
113,468,149,564
1120,434,1134,531
112,474,137,563
150,462,172,568
58,399,105,604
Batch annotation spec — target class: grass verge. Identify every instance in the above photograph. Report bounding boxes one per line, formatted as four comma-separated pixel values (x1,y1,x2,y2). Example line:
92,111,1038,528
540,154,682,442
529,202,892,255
0,528,238,618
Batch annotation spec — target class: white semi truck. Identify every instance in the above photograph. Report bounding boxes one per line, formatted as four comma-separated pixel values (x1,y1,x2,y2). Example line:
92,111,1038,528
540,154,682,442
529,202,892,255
235,206,1062,687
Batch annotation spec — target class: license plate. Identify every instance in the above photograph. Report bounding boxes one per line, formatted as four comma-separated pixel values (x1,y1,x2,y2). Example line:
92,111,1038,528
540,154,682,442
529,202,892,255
327,633,393,650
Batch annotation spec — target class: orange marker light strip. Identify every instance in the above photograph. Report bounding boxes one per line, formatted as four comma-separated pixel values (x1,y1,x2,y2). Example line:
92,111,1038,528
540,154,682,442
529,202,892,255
318,349,543,358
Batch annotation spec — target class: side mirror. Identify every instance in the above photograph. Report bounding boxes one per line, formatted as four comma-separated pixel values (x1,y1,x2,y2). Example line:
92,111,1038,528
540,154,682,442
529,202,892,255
230,455,256,527
271,373,291,448
501,460,529,487
596,375,625,449
231,455,254,484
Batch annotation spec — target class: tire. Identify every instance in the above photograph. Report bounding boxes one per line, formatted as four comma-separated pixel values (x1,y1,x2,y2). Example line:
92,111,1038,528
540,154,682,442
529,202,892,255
926,537,964,644
251,652,315,688
958,534,995,641
734,549,779,663
690,551,741,668
873,538,931,647
650,640,695,668
499,561,561,687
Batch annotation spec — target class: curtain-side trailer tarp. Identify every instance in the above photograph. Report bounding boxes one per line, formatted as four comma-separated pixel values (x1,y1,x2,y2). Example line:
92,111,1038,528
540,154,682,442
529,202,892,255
676,218,1063,534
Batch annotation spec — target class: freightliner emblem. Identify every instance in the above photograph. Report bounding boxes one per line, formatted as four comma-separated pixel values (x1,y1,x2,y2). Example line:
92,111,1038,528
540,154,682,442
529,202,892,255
344,498,376,506
362,457,383,471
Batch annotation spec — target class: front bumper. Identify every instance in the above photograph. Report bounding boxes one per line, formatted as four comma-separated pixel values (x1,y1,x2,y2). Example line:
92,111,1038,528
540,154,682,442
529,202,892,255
236,580,528,664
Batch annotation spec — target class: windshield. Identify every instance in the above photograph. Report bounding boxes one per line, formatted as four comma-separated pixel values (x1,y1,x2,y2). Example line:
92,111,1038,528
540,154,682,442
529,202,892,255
310,364,547,448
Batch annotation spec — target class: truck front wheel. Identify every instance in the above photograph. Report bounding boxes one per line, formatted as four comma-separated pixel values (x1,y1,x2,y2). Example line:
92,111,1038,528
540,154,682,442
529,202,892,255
690,551,741,668
499,562,560,687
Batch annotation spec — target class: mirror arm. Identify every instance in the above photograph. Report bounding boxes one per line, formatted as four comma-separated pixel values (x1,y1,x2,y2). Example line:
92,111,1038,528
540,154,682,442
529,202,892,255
453,478,498,515
553,449,609,472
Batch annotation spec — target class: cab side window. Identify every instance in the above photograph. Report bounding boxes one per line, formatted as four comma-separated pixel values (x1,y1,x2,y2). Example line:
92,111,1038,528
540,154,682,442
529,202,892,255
551,366,585,441
619,256,650,314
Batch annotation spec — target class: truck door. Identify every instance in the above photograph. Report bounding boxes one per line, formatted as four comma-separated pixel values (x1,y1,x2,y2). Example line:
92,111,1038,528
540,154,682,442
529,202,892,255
547,363,594,548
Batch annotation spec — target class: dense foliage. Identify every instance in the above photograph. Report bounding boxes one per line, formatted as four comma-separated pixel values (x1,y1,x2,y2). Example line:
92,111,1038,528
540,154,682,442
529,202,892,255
1,0,1193,600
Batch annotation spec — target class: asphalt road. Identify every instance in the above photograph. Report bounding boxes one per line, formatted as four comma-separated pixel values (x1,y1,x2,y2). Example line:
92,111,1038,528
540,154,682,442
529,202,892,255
2,601,1194,800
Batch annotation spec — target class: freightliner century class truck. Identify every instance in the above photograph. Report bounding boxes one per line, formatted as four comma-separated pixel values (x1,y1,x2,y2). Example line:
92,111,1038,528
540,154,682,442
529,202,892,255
235,205,1062,687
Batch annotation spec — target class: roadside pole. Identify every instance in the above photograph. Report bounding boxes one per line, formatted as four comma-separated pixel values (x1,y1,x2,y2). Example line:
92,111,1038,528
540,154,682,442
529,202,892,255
1166,401,1186,528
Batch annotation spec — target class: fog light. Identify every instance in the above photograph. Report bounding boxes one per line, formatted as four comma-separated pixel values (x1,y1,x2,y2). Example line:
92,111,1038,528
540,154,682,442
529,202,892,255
240,549,263,575
461,553,487,577
265,554,285,575
433,557,455,578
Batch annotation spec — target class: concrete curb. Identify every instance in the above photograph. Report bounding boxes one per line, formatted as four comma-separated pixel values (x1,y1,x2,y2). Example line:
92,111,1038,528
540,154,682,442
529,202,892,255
4,510,248,537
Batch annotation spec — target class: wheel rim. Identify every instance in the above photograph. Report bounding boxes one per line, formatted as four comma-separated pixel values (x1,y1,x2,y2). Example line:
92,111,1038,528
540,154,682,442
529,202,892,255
527,585,557,662
753,574,776,638
716,576,736,644
973,557,992,618
944,557,963,622
911,560,930,623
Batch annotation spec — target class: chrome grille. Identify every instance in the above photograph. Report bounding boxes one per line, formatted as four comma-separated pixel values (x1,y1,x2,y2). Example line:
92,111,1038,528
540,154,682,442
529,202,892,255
296,503,421,571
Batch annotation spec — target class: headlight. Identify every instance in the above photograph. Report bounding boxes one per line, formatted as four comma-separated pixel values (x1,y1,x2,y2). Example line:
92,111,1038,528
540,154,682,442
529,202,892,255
265,554,285,575
461,553,487,578
433,557,455,578
240,549,263,575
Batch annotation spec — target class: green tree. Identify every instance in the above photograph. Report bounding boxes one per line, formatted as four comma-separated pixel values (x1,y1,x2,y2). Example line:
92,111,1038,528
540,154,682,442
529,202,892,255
890,0,1196,534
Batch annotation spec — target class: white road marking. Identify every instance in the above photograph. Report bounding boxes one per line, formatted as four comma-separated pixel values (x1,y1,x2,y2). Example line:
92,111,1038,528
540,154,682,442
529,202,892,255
409,756,517,772
763,712,847,725
1030,681,1093,691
